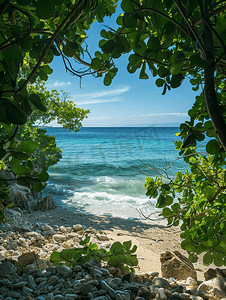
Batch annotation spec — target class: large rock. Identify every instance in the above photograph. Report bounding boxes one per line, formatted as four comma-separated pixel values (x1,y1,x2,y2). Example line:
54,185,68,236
4,208,32,232
0,261,17,276
197,277,226,294
160,251,197,280
9,184,38,211
38,195,56,211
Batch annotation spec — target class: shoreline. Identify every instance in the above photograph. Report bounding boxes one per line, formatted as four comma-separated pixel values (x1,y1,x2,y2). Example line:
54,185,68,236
22,205,211,281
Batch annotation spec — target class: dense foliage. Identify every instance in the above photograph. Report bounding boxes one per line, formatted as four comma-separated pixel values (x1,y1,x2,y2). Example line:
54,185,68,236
1,0,226,267
50,236,138,272
0,0,118,223
89,0,226,266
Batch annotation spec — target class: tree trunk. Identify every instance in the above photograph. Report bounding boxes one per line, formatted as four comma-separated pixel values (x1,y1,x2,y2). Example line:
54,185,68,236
202,20,226,152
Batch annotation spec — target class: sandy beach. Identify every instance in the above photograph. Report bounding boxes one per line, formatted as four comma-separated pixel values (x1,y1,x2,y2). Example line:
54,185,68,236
22,206,211,281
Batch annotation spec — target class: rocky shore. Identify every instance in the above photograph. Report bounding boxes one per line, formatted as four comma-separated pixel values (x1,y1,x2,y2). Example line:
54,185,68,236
1,207,226,300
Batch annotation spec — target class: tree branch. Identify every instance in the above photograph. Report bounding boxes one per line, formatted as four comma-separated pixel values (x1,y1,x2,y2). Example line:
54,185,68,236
16,0,84,95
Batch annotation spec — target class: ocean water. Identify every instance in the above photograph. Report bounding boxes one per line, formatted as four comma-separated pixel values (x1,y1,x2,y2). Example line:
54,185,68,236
44,127,187,219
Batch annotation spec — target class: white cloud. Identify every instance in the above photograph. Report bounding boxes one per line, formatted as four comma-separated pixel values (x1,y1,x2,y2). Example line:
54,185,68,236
75,97,121,105
72,86,130,105
48,81,72,87
140,112,188,117
76,87,130,99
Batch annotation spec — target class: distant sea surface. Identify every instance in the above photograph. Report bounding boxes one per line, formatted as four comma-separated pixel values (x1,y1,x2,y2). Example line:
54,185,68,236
44,127,189,219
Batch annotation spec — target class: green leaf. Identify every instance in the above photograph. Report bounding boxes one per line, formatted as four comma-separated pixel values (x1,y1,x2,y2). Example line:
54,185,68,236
110,242,123,255
2,45,23,80
203,185,216,200
17,140,38,154
203,252,213,265
79,236,90,245
139,62,149,79
36,0,55,19
123,13,137,28
104,73,112,86
60,249,78,262
17,0,31,5
121,0,134,12
1,100,27,125
29,94,47,112
206,139,220,154
147,36,161,49
170,73,184,88
50,251,62,265
125,254,138,266
158,67,169,78
170,51,185,66
11,165,31,175
101,40,115,54
123,241,131,252
100,29,108,39
32,182,46,192
91,58,101,70
190,53,207,68
156,78,165,87
181,240,196,252
37,170,49,182
62,43,75,57
213,253,224,267
162,207,172,217
11,152,28,160
109,256,121,267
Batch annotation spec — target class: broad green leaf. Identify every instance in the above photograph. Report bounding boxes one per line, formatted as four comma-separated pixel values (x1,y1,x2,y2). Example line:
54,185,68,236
181,240,196,252
1,100,27,125
123,13,137,28
11,165,31,175
121,0,134,12
17,140,38,154
32,182,46,192
170,73,184,88
139,62,149,79
36,0,55,19
17,0,30,5
206,139,220,154
50,251,62,265
29,94,47,112
158,67,169,78
155,78,165,87
213,253,224,267
91,58,101,70
190,53,207,68
101,40,115,54
170,51,185,66
203,185,216,200
11,152,28,160
147,36,161,49
37,170,49,182
100,29,108,39
110,242,123,255
63,43,75,57
104,73,112,86
109,256,121,267
60,249,78,262
162,207,172,217
123,241,131,252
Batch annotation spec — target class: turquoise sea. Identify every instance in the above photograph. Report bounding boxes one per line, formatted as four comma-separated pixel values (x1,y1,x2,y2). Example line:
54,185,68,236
44,127,188,219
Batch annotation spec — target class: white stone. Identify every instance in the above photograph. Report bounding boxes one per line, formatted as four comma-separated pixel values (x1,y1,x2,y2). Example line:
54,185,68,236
52,234,66,242
186,277,197,286
59,226,67,233
209,288,225,300
0,250,7,261
158,288,167,300
73,224,84,232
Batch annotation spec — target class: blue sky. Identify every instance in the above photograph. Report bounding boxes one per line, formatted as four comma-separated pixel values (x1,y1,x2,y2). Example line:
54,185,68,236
47,5,199,127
